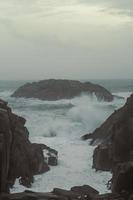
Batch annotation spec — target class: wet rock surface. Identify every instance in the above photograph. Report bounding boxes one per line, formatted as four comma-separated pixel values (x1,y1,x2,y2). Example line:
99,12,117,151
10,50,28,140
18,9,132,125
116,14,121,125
0,185,99,200
92,144,113,171
36,143,58,166
83,94,133,171
0,99,58,192
11,79,113,102
0,186,130,200
85,94,133,198
111,161,133,194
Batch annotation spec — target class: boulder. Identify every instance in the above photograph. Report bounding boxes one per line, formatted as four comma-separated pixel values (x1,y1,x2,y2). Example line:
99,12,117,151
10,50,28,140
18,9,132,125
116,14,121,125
11,79,113,102
32,143,58,166
53,188,83,199
71,185,99,199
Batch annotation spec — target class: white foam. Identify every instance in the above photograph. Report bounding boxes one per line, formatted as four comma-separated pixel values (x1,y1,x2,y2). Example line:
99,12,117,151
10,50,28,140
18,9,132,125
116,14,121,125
0,90,13,99
11,137,112,194
9,94,118,138
113,91,132,99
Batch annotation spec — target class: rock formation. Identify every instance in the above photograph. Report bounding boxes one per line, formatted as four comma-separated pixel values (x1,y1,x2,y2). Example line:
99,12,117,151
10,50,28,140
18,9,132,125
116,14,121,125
11,79,113,102
0,185,100,200
82,94,133,196
89,94,133,171
86,94,133,145
0,99,58,193
0,185,130,200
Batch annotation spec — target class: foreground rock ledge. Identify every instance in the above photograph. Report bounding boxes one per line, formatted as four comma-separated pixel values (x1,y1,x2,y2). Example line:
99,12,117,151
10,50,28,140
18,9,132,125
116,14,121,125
0,185,130,200
0,99,58,193
11,79,113,102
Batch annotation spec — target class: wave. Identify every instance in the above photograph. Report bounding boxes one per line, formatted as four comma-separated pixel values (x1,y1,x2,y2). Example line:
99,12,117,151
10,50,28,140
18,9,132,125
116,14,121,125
6,93,126,138
0,90,14,99
0,90,129,138
113,91,132,99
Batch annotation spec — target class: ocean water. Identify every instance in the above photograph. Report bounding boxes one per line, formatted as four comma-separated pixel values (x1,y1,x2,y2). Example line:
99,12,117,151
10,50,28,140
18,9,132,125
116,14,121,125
0,80,132,194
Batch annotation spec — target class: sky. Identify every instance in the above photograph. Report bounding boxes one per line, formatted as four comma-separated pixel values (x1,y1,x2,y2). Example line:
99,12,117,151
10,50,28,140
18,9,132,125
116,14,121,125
0,0,133,80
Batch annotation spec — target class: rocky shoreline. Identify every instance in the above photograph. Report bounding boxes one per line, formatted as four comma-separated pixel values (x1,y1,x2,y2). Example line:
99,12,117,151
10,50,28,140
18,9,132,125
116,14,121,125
82,94,133,199
0,99,58,192
1,95,133,199
0,185,130,200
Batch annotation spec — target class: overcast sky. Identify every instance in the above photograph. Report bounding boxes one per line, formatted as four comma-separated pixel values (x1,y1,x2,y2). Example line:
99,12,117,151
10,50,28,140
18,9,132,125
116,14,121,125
0,0,133,80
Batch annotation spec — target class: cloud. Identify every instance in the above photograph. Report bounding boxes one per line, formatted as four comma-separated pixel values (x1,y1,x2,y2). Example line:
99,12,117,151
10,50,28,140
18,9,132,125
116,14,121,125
0,0,133,80
79,0,133,16
0,0,132,48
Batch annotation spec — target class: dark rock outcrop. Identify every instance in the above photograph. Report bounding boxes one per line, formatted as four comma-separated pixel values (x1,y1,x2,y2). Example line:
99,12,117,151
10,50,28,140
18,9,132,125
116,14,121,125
11,79,113,102
0,185,99,200
82,94,133,172
83,94,133,196
93,144,113,171
0,185,129,200
0,99,12,193
0,99,58,192
88,94,133,145
81,133,93,140
35,143,58,166
71,185,99,199
111,161,133,194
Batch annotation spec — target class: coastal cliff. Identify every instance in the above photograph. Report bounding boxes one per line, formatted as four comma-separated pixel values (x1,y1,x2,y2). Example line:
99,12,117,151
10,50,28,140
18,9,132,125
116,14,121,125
82,94,133,196
0,99,58,192
89,94,133,171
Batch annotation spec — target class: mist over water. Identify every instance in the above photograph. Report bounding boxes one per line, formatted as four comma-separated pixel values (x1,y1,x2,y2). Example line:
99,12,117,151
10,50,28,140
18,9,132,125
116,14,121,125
0,80,132,193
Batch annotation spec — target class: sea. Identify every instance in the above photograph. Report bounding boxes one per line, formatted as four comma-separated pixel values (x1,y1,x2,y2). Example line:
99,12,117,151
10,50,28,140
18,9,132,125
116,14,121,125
0,79,133,194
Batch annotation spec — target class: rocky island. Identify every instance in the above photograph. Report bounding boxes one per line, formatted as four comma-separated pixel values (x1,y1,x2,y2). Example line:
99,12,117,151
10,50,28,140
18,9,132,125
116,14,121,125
11,79,113,102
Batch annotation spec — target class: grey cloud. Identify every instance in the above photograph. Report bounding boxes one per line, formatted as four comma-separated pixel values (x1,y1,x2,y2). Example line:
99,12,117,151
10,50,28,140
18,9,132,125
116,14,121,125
110,0,133,9
79,0,133,16
0,17,28,41
80,0,133,8
0,0,133,80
